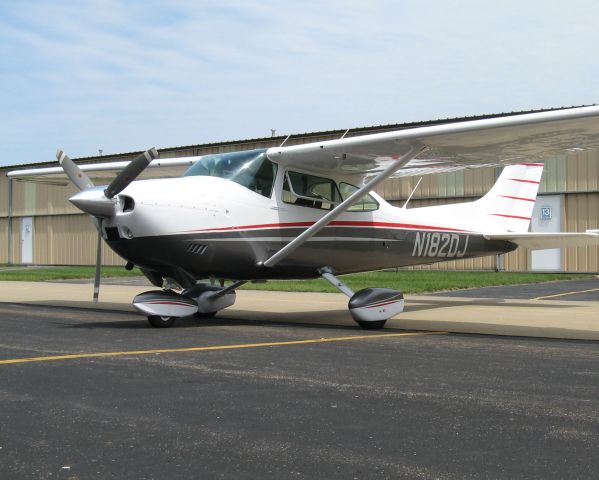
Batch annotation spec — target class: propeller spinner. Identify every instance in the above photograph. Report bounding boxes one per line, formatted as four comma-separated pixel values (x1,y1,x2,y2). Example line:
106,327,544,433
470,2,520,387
63,147,158,217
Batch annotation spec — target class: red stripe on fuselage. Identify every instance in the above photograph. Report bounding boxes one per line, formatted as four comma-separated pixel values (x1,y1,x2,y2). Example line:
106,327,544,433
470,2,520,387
498,195,536,202
519,163,544,167
198,222,313,232
188,221,470,234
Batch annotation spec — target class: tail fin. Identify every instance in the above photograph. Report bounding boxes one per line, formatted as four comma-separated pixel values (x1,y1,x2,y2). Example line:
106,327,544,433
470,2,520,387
475,163,544,233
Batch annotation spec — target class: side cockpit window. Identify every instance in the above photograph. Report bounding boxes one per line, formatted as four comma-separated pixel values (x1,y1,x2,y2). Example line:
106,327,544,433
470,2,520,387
282,171,342,210
339,182,379,211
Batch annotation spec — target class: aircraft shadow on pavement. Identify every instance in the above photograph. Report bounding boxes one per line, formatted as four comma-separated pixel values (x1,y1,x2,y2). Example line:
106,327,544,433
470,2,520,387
50,306,368,331
58,308,430,334
405,298,575,313
62,316,376,332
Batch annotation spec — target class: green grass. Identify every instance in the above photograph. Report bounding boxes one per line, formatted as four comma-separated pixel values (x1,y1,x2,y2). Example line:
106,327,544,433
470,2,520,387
0,266,593,294
0,266,142,282
241,271,594,294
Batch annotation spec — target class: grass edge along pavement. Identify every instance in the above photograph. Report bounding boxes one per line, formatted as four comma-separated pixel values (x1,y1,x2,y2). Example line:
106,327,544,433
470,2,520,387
0,266,142,282
242,271,594,294
0,266,593,294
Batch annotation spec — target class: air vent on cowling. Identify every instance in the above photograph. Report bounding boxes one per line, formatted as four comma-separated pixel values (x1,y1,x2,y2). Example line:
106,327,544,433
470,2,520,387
187,243,208,255
121,195,135,212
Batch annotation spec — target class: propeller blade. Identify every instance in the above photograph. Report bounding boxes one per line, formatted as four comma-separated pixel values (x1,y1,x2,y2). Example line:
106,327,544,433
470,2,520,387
104,147,158,199
56,148,95,191
93,227,102,302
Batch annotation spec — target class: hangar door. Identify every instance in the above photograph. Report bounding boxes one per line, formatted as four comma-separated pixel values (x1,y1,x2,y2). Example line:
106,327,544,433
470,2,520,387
530,195,562,271
20,217,33,264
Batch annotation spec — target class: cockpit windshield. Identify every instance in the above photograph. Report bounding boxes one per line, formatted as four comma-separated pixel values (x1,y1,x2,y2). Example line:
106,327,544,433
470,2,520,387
183,149,277,198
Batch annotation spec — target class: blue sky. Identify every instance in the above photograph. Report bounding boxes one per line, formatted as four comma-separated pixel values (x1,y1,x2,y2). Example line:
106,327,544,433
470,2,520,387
1,0,598,166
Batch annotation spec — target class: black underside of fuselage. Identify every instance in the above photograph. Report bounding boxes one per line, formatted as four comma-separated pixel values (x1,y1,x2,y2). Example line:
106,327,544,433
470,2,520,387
106,227,517,281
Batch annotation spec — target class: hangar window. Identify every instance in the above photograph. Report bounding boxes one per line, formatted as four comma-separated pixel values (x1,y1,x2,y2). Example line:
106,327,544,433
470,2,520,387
183,149,277,198
282,171,342,210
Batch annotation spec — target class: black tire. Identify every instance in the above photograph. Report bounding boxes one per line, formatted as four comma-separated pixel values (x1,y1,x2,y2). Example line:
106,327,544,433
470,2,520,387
357,320,387,330
194,311,217,319
147,315,177,328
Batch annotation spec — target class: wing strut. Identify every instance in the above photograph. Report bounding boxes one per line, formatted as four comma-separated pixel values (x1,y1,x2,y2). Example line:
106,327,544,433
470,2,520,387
262,144,426,268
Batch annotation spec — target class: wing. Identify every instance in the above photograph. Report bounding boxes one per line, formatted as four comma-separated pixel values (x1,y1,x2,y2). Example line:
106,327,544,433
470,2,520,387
267,105,599,181
484,232,599,250
7,156,201,185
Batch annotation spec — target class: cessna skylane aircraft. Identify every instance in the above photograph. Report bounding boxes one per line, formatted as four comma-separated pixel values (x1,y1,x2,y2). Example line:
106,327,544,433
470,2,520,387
8,106,599,328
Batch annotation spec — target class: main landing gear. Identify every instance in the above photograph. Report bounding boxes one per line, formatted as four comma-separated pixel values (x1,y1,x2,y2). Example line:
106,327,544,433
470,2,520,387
132,283,239,328
147,315,177,328
319,268,404,330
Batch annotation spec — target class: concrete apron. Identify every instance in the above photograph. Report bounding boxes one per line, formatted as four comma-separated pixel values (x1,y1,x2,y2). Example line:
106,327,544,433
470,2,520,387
1,281,599,341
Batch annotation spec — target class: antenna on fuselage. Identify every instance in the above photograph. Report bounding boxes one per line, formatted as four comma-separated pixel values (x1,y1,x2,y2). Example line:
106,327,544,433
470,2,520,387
340,128,350,139
401,177,423,209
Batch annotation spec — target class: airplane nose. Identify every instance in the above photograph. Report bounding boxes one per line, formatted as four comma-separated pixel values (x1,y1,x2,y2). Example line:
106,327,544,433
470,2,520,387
69,186,116,217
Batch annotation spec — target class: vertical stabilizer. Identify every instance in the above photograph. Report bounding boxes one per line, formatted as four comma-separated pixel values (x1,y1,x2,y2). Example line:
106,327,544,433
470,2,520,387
475,163,544,233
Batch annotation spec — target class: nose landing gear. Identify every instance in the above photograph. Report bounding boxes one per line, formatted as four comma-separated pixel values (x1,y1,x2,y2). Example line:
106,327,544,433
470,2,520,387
133,282,239,328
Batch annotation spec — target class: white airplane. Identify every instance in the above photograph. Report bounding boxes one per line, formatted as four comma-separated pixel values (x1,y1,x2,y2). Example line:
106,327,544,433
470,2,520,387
9,105,599,329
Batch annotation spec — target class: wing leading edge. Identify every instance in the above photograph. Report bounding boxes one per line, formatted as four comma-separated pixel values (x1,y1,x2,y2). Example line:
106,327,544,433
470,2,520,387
7,156,202,184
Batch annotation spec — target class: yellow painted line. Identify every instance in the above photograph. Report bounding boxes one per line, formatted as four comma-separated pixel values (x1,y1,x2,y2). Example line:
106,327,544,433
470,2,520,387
0,331,447,366
533,287,599,300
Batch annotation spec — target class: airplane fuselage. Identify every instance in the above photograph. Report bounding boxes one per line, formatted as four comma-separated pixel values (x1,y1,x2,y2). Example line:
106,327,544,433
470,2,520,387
101,174,516,281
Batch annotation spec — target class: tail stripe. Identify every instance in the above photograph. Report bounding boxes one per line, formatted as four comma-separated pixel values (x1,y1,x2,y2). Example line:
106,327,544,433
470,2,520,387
508,178,541,184
498,195,536,202
490,214,532,221
508,178,541,185
520,163,544,167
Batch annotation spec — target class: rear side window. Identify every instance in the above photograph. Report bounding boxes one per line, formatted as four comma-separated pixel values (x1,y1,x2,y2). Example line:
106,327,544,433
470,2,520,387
282,171,342,210
339,182,379,211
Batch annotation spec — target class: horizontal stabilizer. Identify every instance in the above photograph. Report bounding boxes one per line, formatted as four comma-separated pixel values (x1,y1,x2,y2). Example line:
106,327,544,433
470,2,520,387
483,232,599,250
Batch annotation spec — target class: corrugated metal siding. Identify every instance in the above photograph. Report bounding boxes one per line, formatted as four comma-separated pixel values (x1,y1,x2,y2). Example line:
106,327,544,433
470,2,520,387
11,218,21,263
33,215,125,266
0,218,8,263
10,180,79,217
563,193,599,272
0,175,9,217
566,150,599,192
539,156,568,194
503,245,529,272
376,167,497,202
